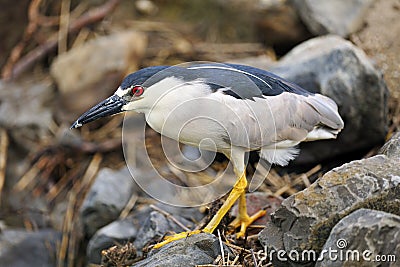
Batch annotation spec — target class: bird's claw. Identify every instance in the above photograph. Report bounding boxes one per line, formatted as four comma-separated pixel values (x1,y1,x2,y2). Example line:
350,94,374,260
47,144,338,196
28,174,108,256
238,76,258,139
229,210,267,238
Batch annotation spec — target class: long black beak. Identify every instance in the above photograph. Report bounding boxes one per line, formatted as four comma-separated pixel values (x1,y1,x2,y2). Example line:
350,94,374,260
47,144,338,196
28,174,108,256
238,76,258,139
70,95,126,129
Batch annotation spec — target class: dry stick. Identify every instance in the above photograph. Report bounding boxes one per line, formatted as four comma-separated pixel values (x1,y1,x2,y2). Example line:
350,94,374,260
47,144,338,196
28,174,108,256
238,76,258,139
0,129,9,206
32,155,61,196
231,254,240,265
251,249,258,267
46,172,70,202
13,158,44,192
57,190,75,267
224,242,252,254
212,255,222,265
1,0,42,79
46,166,81,202
69,153,102,267
58,0,71,54
217,229,225,265
57,153,102,267
3,0,120,81
1,0,59,78
149,204,191,232
119,194,138,219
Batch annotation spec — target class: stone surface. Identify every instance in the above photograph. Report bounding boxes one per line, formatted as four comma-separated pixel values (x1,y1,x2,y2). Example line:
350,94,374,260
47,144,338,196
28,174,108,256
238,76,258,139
259,152,400,266
271,35,389,165
133,210,194,252
316,209,400,267
50,31,147,115
87,216,138,264
0,229,61,267
132,233,229,267
0,78,54,150
289,0,373,37
380,132,400,160
80,167,138,236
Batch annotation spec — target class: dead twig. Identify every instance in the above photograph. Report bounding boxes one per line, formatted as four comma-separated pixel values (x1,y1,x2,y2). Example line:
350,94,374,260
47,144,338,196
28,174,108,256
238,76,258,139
58,0,72,55
13,156,45,192
119,194,138,219
1,0,42,79
218,229,225,264
0,129,9,207
224,242,251,254
45,166,81,202
149,204,191,232
57,153,102,267
251,249,258,267
3,0,120,81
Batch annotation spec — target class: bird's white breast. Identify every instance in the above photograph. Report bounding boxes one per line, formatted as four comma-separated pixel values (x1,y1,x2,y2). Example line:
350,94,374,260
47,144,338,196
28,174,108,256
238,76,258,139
142,77,230,151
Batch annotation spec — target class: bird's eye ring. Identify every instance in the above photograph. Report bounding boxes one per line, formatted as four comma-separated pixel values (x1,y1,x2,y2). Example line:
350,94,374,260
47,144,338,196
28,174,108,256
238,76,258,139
131,85,144,96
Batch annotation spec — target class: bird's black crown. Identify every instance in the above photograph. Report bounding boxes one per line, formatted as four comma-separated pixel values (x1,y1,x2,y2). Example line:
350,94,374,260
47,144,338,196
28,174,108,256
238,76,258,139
120,66,169,90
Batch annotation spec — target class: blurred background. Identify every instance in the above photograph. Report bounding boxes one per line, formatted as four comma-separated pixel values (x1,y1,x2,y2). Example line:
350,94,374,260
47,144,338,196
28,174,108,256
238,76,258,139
0,0,398,266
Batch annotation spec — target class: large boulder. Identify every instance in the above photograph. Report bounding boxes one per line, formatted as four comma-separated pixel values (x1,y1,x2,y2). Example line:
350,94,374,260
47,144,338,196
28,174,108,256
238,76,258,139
80,167,138,236
289,0,374,37
0,78,54,150
133,210,194,253
271,35,389,165
87,216,138,264
0,229,61,267
131,233,229,267
50,31,147,115
316,209,400,267
258,132,400,266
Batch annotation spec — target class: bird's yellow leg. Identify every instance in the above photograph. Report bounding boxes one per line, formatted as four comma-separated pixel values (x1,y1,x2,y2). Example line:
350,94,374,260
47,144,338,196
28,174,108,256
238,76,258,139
229,191,267,238
153,172,247,249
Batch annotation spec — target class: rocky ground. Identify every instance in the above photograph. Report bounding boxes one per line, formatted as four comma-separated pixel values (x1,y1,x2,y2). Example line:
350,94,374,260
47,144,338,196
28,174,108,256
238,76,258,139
0,0,399,267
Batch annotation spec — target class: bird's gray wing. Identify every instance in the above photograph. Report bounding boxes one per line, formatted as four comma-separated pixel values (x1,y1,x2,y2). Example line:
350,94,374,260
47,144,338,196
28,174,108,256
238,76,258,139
265,92,344,144
187,63,312,99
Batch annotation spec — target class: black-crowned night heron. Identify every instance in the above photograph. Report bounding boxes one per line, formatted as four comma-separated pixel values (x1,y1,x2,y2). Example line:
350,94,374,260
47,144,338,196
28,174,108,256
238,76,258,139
71,63,344,248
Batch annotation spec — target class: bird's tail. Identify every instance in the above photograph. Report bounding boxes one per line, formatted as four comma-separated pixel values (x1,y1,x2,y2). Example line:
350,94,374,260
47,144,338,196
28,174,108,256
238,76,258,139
304,94,344,141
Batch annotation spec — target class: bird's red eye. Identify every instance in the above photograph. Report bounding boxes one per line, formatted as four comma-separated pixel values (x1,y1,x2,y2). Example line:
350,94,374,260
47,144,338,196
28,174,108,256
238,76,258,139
131,86,144,96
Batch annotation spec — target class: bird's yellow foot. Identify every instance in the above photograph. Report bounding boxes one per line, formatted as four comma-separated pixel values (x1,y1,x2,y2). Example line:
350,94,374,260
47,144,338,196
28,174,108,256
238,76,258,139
153,229,203,249
229,210,267,238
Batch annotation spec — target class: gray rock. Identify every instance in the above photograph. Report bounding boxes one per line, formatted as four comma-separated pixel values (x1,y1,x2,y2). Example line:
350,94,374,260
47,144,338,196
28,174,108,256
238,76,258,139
50,31,147,115
289,0,373,37
87,216,138,264
132,233,229,267
0,229,61,267
259,152,400,266
155,202,205,225
133,210,194,252
0,78,54,150
80,167,138,236
271,35,389,164
316,209,400,267
380,132,400,160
